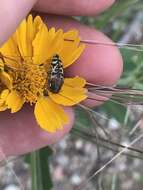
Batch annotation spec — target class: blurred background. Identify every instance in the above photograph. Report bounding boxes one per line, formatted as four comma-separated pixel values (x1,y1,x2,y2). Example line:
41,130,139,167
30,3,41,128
1,0,143,189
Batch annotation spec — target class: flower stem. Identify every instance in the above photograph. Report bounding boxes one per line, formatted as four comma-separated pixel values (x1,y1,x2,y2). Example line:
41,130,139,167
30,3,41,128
30,147,53,190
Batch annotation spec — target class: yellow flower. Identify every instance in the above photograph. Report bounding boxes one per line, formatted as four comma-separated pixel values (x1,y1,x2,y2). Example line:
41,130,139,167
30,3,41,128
0,15,87,132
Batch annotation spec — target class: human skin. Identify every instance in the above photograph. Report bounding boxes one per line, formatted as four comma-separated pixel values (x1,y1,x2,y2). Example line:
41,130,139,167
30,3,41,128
0,0,123,158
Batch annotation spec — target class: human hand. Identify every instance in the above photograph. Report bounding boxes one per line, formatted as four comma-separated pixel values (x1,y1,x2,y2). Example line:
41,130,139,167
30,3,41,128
0,0,123,158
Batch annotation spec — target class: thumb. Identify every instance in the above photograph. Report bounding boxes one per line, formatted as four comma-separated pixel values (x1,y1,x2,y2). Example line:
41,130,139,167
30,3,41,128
0,0,37,45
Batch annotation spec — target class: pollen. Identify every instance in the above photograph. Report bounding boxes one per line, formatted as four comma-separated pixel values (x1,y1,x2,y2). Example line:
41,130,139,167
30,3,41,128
11,61,47,104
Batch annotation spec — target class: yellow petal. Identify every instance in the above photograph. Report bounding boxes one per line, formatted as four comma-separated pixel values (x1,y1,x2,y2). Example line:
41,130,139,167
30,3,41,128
15,15,40,58
33,23,50,64
63,30,79,40
0,36,19,67
48,27,56,39
49,77,87,106
48,29,64,57
59,38,80,64
1,89,9,100
63,44,85,68
33,27,64,65
6,91,24,113
26,15,35,56
0,72,13,89
0,105,8,111
34,97,69,132
0,99,5,106
0,37,19,57
0,89,10,111
59,29,85,68
33,15,43,32
64,76,86,87
15,19,28,57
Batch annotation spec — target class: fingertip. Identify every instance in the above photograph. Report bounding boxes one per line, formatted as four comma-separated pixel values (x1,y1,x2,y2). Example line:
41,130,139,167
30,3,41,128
64,22,123,86
68,29,123,107
87,0,116,15
34,0,115,16
0,105,74,157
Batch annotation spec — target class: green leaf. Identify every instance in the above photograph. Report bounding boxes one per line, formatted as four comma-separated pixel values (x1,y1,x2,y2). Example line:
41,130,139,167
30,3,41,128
100,101,127,123
95,0,140,29
74,107,93,129
30,146,53,190
119,48,143,87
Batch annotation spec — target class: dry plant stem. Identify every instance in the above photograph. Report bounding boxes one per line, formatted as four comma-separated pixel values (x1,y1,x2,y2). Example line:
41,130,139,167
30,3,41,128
73,125,143,156
87,112,102,189
78,103,111,121
87,83,143,106
129,116,143,136
92,117,110,139
119,12,143,43
64,39,143,52
0,146,24,189
0,156,24,168
100,137,143,155
73,129,143,160
65,38,143,48
87,82,143,95
86,110,112,190
75,133,143,190
76,103,143,155
86,109,111,139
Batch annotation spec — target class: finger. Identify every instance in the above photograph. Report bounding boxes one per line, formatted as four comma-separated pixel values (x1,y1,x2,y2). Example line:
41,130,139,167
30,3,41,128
34,0,115,16
0,0,37,45
42,14,123,106
0,13,123,157
0,106,74,157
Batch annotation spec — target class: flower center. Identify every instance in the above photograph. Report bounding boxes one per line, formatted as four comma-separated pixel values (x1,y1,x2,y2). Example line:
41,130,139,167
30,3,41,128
10,60,47,104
